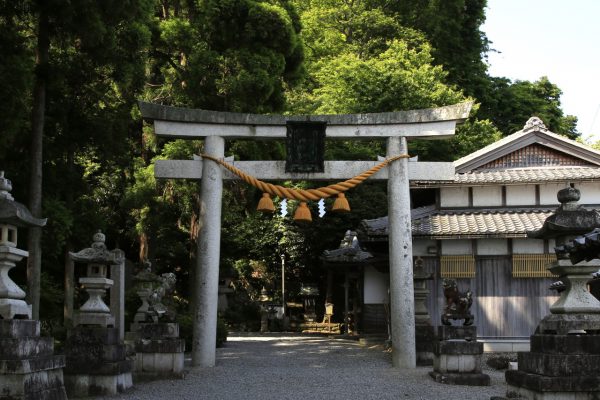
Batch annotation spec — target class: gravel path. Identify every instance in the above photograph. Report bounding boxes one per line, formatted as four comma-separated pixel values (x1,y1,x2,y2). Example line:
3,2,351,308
98,333,508,400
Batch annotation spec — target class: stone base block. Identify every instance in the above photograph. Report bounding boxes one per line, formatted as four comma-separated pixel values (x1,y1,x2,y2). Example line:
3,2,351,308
535,314,600,335
434,340,483,355
0,298,32,320
0,320,40,338
0,362,67,400
0,337,55,359
429,371,490,386
518,352,600,376
416,325,434,366
436,325,477,341
530,334,600,354
433,353,482,373
129,322,179,339
133,352,185,380
506,370,600,392
506,385,600,400
73,312,115,328
64,372,132,397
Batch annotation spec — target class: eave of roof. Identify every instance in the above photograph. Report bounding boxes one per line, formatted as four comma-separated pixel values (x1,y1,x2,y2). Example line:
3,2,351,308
411,166,600,188
359,207,561,241
453,119,600,173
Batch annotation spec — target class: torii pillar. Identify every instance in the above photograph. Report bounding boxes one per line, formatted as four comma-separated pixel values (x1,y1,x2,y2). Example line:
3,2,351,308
139,101,472,368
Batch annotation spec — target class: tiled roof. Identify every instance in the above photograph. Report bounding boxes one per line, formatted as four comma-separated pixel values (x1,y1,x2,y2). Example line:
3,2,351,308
453,166,600,185
412,209,555,238
359,208,556,239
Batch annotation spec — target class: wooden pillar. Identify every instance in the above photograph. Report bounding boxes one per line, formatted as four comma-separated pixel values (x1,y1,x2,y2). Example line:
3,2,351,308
387,136,416,368
193,136,224,367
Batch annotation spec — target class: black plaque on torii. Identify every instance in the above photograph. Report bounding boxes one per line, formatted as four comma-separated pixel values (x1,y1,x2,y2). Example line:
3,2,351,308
285,121,326,173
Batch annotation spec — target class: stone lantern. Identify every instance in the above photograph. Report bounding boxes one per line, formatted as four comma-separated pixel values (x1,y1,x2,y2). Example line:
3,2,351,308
0,171,46,319
0,171,67,400
70,230,123,327
502,185,600,399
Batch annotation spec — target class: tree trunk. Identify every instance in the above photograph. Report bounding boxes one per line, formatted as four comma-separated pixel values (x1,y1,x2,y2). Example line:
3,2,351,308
26,8,49,320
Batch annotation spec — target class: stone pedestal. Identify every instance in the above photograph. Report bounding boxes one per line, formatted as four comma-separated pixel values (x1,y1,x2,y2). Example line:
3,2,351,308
0,320,67,400
429,326,490,386
415,324,435,366
504,314,600,399
127,322,185,380
64,326,132,397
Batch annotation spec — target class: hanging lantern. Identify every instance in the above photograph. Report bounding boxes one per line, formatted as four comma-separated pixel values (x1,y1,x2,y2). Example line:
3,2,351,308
332,193,350,213
293,202,312,223
257,193,275,213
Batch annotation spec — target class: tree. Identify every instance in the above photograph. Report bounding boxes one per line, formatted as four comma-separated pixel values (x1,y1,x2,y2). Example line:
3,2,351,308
0,0,154,320
479,76,579,138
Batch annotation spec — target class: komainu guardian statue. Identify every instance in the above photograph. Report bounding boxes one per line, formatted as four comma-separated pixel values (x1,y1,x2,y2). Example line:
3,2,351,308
441,278,473,326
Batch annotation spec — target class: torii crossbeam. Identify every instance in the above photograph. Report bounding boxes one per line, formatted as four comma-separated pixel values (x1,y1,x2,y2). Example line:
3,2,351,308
139,101,472,368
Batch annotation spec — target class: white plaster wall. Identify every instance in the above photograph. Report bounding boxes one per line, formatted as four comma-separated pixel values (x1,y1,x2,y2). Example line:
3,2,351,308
473,186,503,207
539,183,564,205
506,185,536,206
363,265,389,304
441,240,472,255
440,187,469,208
413,239,437,256
512,238,544,254
476,239,508,255
575,182,600,204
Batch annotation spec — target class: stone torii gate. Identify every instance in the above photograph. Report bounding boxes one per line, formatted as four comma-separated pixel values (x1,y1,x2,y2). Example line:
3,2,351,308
139,101,472,369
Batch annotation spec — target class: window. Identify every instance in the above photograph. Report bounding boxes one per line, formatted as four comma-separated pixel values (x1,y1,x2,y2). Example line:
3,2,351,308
512,254,558,278
440,255,476,278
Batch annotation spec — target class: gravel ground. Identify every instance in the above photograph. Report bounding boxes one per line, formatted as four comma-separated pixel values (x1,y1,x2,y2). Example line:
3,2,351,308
97,333,509,400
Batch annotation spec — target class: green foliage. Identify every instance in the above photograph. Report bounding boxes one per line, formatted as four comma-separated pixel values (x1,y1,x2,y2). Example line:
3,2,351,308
479,76,579,138
147,0,304,112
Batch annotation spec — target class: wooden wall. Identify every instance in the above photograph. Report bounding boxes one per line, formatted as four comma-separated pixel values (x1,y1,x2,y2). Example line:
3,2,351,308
422,256,558,338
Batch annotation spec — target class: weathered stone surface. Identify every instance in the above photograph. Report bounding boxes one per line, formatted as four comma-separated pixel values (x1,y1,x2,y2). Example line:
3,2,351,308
535,314,600,335
66,326,119,346
429,371,490,386
436,325,477,341
518,352,600,376
132,322,179,339
0,366,67,399
64,372,132,397
433,340,483,355
506,370,600,392
0,355,65,374
0,320,39,339
134,339,185,353
433,354,481,373
530,334,600,354
64,358,132,376
0,337,54,359
134,352,184,375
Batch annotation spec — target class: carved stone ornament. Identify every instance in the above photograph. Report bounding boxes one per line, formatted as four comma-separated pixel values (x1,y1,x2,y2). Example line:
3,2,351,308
69,230,123,265
441,279,474,326
523,116,548,132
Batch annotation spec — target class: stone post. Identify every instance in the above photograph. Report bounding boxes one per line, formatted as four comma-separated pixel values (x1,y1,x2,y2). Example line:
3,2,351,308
111,249,126,341
64,255,74,328
387,136,416,368
193,135,224,367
